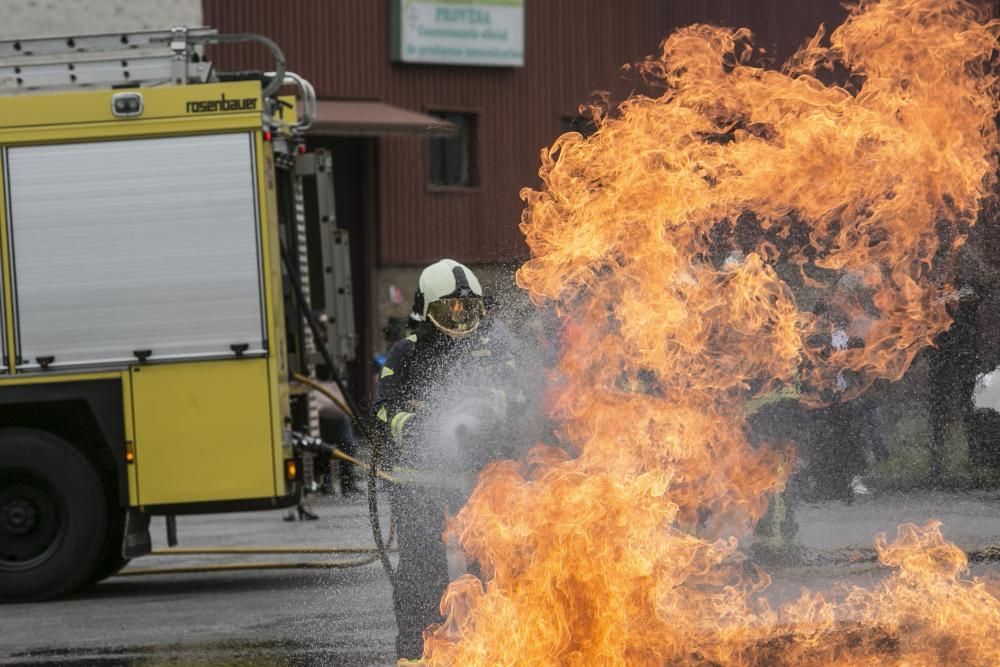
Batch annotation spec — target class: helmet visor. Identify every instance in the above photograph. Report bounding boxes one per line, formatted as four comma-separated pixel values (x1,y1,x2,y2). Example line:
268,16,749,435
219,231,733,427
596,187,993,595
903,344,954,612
427,298,485,336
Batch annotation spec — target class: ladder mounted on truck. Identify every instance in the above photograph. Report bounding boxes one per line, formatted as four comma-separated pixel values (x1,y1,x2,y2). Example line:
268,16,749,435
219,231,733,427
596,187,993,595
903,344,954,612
0,26,286,98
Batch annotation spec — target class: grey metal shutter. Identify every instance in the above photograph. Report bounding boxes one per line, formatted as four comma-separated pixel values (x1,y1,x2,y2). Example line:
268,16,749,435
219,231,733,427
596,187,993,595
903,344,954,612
5,132,266,369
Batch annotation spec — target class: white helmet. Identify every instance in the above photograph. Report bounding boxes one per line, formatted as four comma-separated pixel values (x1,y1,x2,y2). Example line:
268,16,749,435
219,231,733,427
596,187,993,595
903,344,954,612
412,259,485,336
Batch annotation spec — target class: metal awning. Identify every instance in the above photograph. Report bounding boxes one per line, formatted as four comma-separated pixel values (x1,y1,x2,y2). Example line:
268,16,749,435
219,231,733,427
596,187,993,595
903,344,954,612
309,100,455,137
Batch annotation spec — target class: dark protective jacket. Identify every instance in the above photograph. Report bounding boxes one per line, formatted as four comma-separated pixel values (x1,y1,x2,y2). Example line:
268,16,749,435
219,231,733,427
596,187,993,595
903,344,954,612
372,322,525,479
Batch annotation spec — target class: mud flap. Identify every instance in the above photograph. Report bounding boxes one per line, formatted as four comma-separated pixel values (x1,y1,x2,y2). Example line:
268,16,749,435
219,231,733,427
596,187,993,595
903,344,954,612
123,508,152,558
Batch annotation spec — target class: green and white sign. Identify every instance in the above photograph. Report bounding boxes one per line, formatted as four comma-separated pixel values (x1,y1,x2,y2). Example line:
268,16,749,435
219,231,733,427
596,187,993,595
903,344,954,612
391,0,524,67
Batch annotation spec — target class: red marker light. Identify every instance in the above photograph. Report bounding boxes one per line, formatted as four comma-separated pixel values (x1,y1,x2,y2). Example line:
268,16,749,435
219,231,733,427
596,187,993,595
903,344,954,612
298,144,306,154
263,130,272,141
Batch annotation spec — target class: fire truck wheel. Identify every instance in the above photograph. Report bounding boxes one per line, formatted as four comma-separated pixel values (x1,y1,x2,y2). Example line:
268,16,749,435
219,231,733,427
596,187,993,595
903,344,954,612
0,428,109,601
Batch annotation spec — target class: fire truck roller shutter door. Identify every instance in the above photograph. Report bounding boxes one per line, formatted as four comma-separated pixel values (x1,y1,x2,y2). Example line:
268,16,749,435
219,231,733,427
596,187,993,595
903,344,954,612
4,132,266,369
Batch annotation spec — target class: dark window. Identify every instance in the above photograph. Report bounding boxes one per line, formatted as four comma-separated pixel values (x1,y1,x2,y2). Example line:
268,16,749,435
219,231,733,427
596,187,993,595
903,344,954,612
561,115,597,138
428,112,478,188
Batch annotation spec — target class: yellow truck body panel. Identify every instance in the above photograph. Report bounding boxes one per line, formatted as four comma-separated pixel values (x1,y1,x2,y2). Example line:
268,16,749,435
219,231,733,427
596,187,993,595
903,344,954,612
0,81,295,508
129,359,275,505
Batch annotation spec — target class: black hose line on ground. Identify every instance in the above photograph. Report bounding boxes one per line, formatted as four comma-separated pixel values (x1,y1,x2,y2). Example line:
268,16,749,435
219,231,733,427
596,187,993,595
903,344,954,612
278,241,398,598
116,518,397,578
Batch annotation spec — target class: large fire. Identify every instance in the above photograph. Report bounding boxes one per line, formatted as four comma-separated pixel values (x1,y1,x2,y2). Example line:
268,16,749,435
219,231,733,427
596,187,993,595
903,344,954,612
421,0,1000,664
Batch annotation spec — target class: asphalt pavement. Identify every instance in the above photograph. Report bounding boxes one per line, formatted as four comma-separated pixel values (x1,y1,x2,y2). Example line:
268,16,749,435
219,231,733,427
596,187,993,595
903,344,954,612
1,492,398,666
3,489,1000,665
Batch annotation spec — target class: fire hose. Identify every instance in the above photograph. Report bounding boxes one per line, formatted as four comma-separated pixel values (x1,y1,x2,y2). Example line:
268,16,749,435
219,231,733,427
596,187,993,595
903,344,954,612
249,139,398,596
291,374,397,484
116,440,397,577
276,237,399,603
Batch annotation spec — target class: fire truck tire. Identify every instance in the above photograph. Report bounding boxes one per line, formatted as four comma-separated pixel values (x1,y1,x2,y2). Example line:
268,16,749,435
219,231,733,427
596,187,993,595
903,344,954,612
88,509,129,585
0,428,109,602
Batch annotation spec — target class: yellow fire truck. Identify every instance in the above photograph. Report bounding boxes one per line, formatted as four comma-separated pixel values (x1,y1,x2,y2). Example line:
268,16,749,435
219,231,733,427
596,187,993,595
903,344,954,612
0,27,356,600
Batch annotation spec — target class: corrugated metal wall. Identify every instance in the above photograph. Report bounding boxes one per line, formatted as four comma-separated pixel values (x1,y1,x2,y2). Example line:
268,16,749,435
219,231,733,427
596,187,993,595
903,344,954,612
203,0,847,266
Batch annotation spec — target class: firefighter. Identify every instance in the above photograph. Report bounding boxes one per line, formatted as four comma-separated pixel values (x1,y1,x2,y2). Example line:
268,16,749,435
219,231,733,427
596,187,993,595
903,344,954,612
927,217,1000,477
373,258,514,661
802,271,884,500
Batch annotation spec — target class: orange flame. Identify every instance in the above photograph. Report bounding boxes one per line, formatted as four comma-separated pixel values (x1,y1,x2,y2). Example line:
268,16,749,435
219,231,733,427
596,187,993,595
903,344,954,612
420,0,1000,664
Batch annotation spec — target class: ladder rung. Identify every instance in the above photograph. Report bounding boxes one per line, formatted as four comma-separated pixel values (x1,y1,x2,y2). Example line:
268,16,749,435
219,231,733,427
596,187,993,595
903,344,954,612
0,27,216,60
0,55,211,92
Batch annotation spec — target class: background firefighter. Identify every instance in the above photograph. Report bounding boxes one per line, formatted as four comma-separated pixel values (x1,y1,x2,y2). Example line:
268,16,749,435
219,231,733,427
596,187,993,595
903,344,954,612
373,259,524,661
926,214,1000,478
